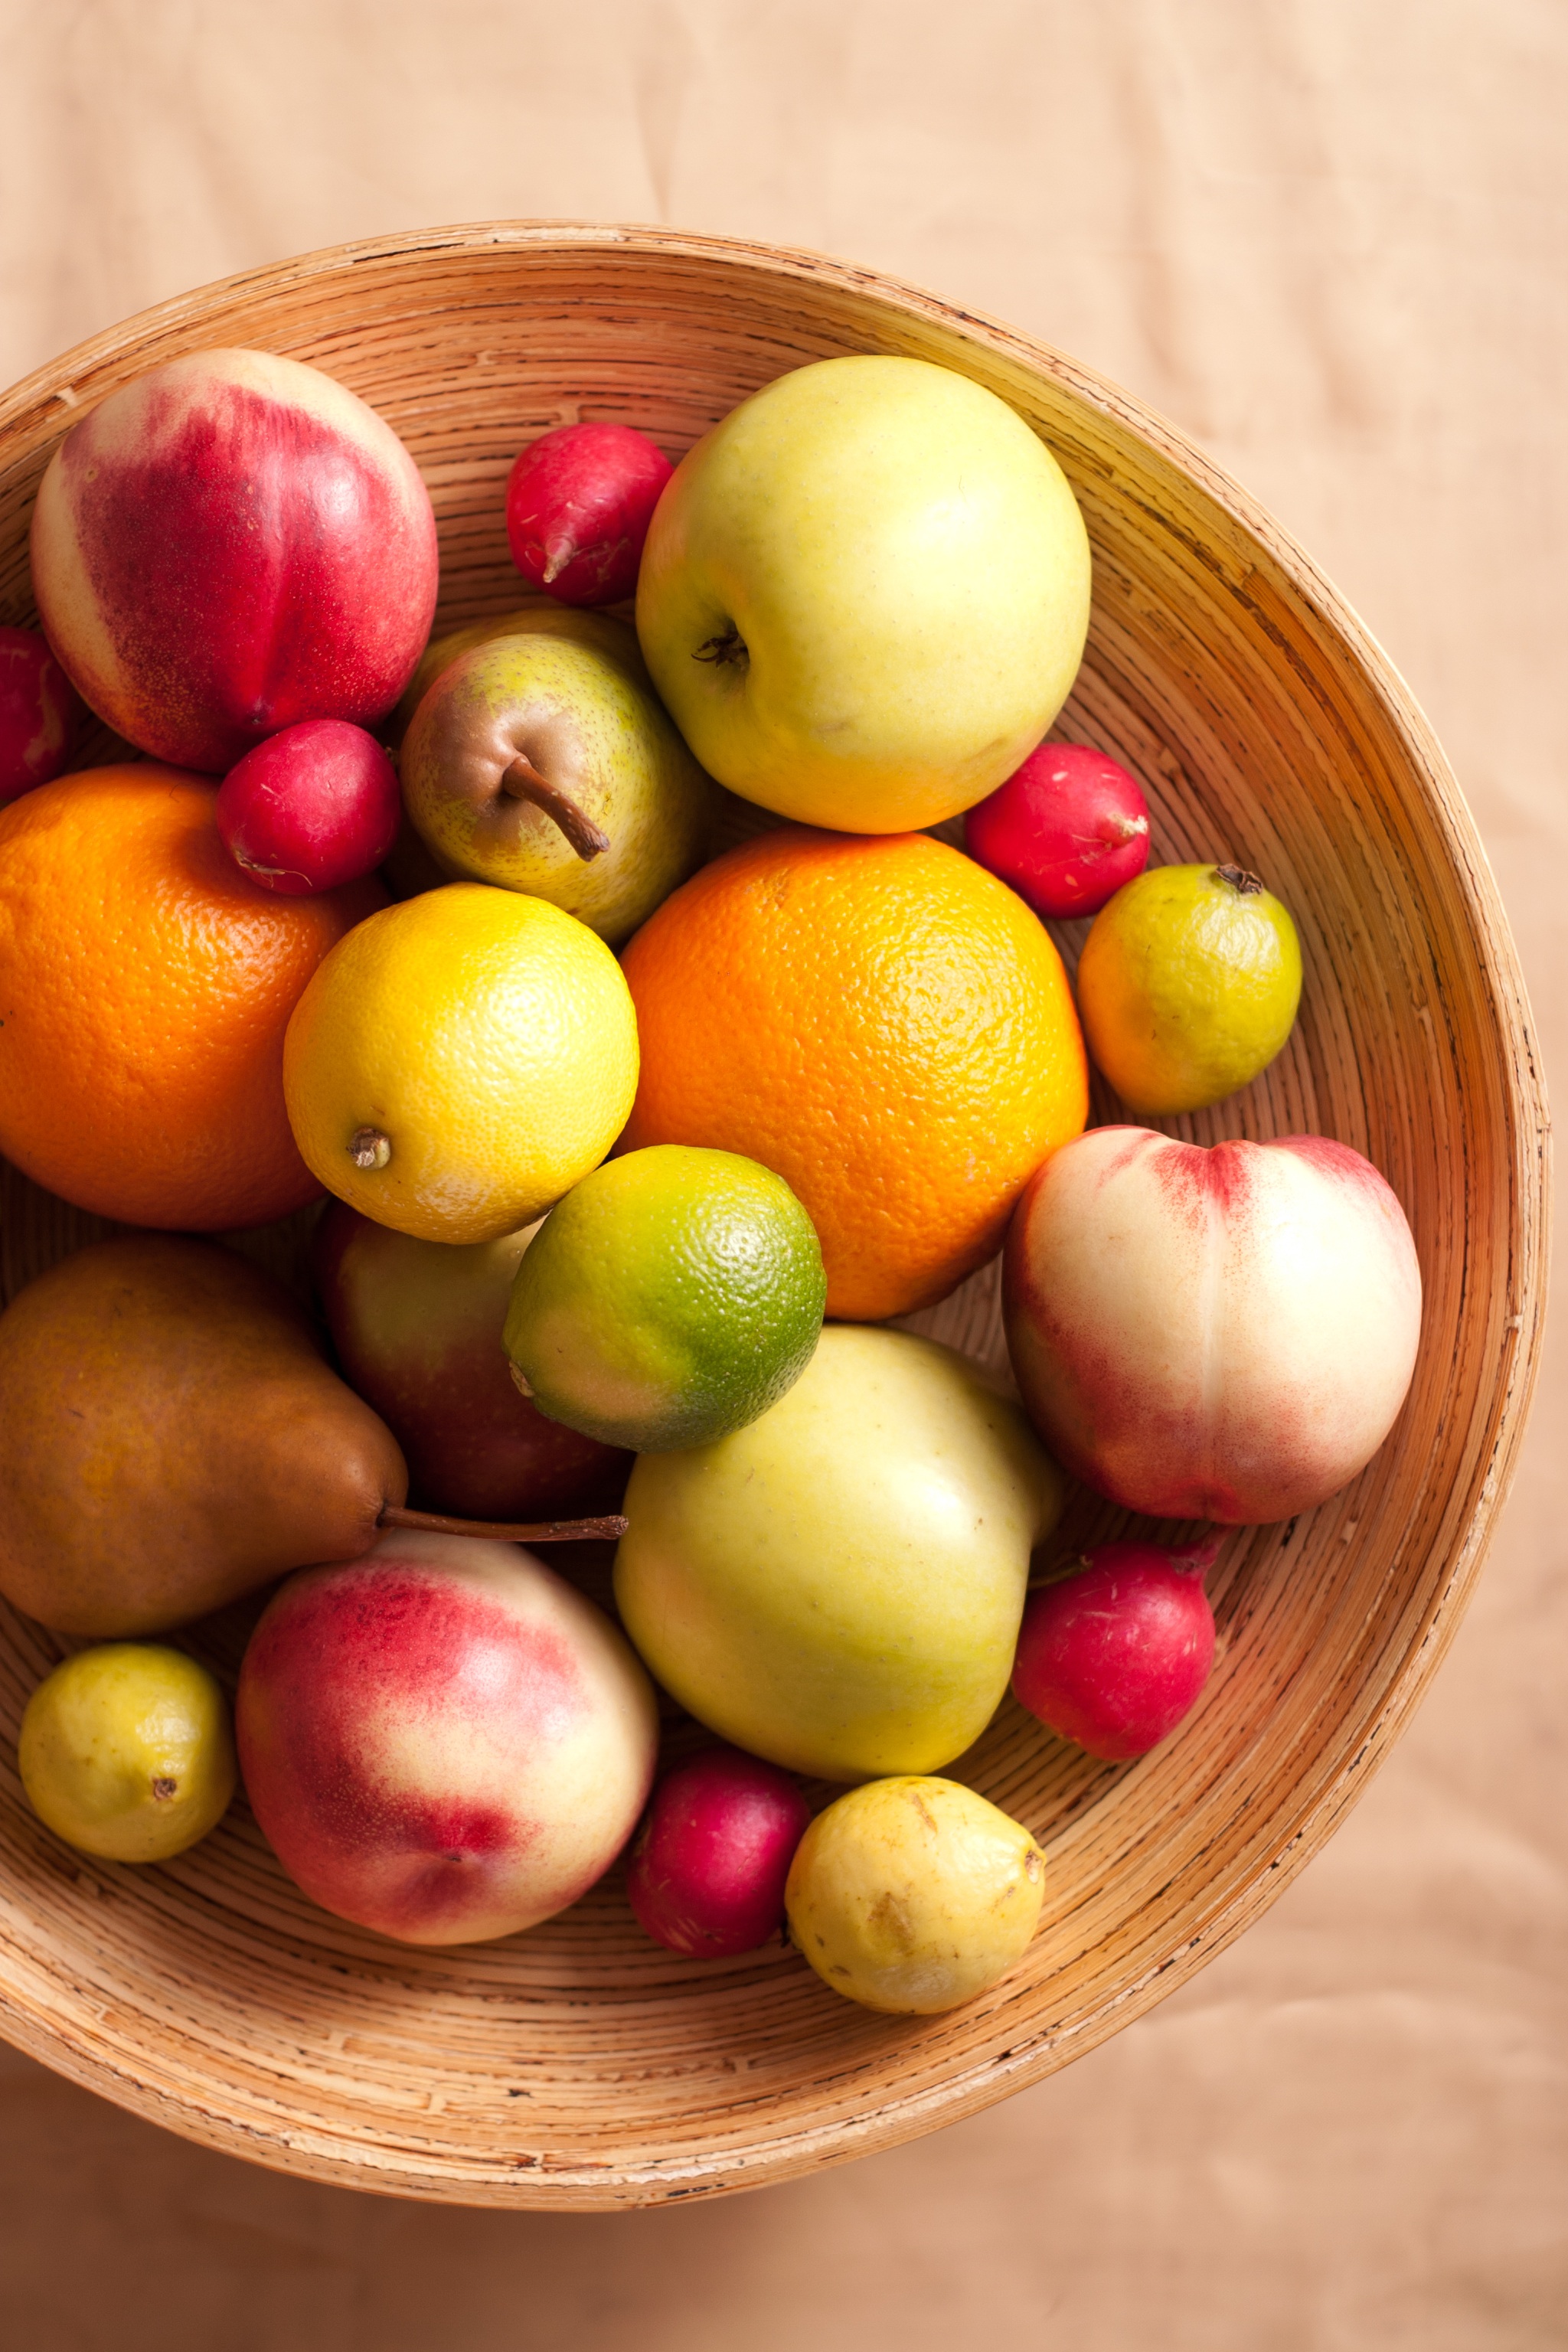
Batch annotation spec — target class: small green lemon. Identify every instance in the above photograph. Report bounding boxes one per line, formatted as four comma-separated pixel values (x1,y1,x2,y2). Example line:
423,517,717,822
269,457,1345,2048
503,1144,826,1451
1076,861,1302,1114
19,1645,237,1863
786,1776,1046,2014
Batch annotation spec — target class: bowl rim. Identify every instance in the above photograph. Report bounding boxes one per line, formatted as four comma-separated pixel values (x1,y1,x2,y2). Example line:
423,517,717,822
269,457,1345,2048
0,220,1551,2207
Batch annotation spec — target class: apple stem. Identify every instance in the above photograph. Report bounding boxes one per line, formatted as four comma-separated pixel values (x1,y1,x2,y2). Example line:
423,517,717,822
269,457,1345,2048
1214,863,1265,896
499,756,611,861
694,622,747,669
377,1504,627,1544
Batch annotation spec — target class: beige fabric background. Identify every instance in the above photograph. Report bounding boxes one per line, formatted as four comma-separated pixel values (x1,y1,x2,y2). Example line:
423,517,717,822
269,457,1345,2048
2,2,1565,2344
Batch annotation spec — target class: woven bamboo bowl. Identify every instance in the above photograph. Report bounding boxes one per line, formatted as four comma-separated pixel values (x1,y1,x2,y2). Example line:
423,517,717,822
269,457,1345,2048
0,225,1548,2208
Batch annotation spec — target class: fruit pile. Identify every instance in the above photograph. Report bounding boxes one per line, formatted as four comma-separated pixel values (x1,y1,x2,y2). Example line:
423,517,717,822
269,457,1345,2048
0,344,1423,2020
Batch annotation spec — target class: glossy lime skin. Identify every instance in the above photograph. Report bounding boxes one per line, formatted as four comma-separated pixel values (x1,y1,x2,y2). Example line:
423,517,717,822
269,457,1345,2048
786,1775,1046,2013
1076,862,1302,1114
20,1644,237,1862
503,1144,826,1452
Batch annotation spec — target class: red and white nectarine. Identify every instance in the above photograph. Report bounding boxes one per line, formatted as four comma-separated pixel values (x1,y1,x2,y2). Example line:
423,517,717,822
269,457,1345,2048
31,348,438,773
1003,1126,1422,1523
237,1530,657,1945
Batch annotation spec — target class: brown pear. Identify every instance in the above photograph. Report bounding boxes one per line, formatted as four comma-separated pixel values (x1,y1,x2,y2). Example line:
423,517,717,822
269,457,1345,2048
0,1235,408,1638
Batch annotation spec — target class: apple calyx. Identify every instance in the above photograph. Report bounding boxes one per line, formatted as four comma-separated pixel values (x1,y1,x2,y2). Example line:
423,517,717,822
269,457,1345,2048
499,753,610,861
348,1127,392,1171
694,622,748,671
1214,863,1264,896
376,1503,627,1544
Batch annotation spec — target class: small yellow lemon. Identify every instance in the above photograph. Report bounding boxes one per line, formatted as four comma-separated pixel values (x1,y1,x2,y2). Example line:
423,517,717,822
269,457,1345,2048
786,1775,1046,2014
1076,861,1302,1115
284,882,639,1243
20,1645,237,1864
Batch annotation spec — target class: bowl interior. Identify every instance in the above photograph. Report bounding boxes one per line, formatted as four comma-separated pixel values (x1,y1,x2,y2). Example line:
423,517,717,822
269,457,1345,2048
0,226,1547,2207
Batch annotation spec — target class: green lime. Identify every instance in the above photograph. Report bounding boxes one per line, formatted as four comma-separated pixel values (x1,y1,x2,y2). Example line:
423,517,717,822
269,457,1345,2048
503,1144,827,1452
19,1645,237,1863
1075,861,1302,1114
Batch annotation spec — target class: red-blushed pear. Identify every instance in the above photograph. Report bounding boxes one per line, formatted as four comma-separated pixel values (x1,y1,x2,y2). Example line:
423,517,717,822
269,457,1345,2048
312,1201,630,1524
1003,1126,1423,1524
236,1530,658,1947
30,348,438,773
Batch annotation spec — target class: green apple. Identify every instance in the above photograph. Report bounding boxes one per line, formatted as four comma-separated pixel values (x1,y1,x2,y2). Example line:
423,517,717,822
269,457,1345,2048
635,354,1092,835
613,1325,1064,1780
400,630,714,946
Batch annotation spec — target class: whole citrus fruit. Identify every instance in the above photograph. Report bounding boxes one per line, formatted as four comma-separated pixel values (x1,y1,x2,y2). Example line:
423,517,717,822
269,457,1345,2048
20,1643,237,1864
0,765,382,1228
1076,861,1302,1114
503,1144,826,1451
283,881,639,1244
618,828,1088,1319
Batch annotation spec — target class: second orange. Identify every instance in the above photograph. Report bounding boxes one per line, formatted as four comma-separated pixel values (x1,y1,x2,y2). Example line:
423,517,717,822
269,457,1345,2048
619,826,1088,1320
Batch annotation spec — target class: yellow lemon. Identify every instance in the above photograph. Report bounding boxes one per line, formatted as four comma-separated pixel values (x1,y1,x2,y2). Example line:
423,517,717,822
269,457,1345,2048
21,1645,237,1864
1076,861,1302,1115
284,882,639,1243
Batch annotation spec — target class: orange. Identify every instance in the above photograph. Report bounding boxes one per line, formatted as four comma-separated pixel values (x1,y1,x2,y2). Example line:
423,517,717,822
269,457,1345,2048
619,827,1088,1319
0,765,384,1229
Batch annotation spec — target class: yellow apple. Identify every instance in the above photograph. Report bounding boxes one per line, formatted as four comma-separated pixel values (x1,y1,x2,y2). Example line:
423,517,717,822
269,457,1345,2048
613,1325,1064,1781
635,355,1092,833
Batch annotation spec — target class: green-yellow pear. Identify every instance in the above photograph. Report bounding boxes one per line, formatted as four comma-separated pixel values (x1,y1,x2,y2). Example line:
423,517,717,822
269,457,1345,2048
387,603,649,746
635,354,1092,834
613,1325,1064,1781
400,631,713,946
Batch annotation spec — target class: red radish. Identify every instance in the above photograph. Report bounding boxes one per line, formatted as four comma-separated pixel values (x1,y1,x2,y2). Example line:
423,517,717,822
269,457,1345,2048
506,423,674,607
1012,1535,1219,1759
217,719,401,893
965,741,1150,920
0,626,79,804
627,1746,811,1958
30,348,438,773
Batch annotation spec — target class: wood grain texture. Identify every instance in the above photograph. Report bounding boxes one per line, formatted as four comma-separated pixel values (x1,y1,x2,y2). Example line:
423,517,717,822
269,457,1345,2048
0,223,1549,2208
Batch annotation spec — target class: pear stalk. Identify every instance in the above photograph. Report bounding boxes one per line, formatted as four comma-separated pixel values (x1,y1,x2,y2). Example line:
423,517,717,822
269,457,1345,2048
377,1503,626,1544
499,755,610,861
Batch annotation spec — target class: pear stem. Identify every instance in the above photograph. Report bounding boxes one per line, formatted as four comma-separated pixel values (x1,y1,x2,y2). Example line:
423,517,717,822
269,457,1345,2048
377,1504,627,1543
499,756,609,861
